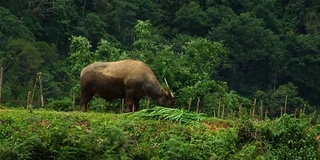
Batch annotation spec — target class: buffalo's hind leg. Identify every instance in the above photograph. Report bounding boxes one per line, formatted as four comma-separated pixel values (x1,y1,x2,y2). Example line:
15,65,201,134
125,98,133,112
133,98,140,112
80,90,94,112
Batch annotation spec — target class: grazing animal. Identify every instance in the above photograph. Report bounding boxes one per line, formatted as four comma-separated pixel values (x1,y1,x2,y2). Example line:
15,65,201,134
80,60,175,112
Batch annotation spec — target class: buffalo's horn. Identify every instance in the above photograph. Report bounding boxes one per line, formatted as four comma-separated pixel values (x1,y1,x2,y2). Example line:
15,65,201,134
164,78,170,90
164,78,174,98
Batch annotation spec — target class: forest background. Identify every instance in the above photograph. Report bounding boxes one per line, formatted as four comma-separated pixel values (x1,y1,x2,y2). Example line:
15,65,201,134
1,0,320,118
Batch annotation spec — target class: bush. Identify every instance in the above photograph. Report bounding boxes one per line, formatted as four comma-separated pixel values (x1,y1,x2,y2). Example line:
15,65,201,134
0,109,319,159
234,115,320,159
259,115,319,159
254,83,314,117
0,110,131,160
237,119,256,146
178,80,251,116
46,98,73,111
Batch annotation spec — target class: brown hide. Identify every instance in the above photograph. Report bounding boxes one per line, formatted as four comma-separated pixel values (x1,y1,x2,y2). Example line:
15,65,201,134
80,60,175,112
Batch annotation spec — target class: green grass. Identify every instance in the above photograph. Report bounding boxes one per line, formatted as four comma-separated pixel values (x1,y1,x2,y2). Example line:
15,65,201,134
129,106,206,125
0,107,319,160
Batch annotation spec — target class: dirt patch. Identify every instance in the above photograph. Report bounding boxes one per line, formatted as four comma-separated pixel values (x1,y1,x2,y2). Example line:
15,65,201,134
202,121,230,131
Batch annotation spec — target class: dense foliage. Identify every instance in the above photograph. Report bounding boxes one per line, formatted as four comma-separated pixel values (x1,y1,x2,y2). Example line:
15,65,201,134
0,0,319,117
0,108,319,159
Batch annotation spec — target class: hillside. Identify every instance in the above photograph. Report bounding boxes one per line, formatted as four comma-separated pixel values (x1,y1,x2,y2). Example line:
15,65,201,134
0,107,319,159
1,1,320,117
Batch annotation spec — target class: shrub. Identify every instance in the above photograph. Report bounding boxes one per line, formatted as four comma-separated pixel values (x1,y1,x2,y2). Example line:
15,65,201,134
256,115,319,159
46,98,73,111
178,80,251,116
0,110,130,160
254,83,314,117
237,119,256,146
0,109,319,159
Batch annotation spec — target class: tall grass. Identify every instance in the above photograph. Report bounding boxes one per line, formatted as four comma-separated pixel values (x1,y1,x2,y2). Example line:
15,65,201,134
129,106,205,125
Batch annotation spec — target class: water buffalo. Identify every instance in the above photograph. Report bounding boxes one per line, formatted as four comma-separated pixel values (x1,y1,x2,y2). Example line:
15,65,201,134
80,60,175,112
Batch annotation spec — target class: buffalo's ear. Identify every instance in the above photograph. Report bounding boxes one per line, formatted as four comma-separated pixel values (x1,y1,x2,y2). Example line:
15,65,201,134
160,88,168,96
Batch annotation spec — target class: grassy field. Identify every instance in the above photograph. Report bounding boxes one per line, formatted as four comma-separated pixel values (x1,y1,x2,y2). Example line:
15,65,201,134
0,107,319,160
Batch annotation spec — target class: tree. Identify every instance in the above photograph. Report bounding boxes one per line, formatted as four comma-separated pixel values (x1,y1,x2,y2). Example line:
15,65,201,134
34,41,71,99
98,1,138,46
36,0,80,55
133,20,167,54
76,13,114,50
182,37,227,81
0,39,44,105
209,12,285,94
174,1,208,36
68,36,96,93
250,0,282,33
205,4,236,28
155,0,189,38
0,7,35,46
254,83,311,117
281,32,320,105
95,39,128,61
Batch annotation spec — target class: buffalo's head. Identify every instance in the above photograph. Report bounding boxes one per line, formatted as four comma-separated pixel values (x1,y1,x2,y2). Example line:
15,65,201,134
158,88,175,108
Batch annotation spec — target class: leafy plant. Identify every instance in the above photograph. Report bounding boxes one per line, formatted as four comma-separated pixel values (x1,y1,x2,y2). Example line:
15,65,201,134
259,115,319,159
130,106,204,125
254,82,312,117
46,98,73,111
1,107,319,159
178,80,251,116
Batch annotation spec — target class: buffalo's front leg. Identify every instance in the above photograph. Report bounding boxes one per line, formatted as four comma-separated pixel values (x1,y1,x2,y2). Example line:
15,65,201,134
124,98,140,112
125,87,137,112
125,93,134,112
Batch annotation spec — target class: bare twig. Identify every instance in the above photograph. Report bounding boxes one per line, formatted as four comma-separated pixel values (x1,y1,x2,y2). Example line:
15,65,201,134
0,67,3,103
252,98,256,118
284,95,288,114
188,97,192,111
37,72,44,108
218,97,221,118
27,91,32,112
72,94,76,111
31,78,38,106
146,97,150,109
222,105,225,119
264,109,268,121
238,104,242,118
196,97,200,114
260,100,263,121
